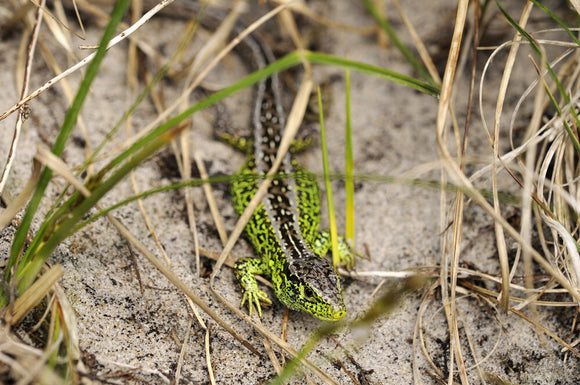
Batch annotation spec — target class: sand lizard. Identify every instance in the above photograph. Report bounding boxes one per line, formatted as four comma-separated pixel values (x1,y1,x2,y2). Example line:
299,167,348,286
219,9,356,322
155,1,357,321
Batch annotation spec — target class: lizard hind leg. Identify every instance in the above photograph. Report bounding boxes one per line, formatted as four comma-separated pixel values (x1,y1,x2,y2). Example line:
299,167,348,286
214,102,254,153
233,257,272,317
310,230,359,270
289,125,317,153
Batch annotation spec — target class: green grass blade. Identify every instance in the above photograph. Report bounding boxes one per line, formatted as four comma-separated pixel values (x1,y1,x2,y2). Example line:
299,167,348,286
360,0,435,85
317,87,340,267
80,169,523,237
344,67,355,247
529,0,580,47
304,51,440,97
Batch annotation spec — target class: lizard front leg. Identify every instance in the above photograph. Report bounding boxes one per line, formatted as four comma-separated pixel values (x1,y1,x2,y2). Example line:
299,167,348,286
233,257,272,317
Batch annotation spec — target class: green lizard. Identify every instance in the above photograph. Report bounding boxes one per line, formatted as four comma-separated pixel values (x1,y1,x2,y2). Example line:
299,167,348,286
221,13,357,322
157,1,356,321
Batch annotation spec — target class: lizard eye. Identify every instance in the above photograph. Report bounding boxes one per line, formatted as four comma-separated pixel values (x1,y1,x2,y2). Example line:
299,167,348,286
304,287,314,299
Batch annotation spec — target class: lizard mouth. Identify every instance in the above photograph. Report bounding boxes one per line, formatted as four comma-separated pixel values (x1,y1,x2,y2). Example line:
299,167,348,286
315,307,346,322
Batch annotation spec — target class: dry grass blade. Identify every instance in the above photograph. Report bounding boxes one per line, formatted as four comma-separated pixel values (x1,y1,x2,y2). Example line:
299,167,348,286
30,0,86,41
0,161,42,229
457,307,485,383
0,0,45,196
205,325,216,385
571,0,580,14
185,2,245,77
278,8,309,74
34,145,90,196
174,318,193,385
42,1,75,52
391,0,440,85
262,333,283,375
449,193,468,384
195,153,228,245
491,2,534,313
414,284,445,383
51,276,84,384
435,0,470,383
459,279,575,308
182,295,215,382
7,265,63,324
271,0,376,35
183,162,202,274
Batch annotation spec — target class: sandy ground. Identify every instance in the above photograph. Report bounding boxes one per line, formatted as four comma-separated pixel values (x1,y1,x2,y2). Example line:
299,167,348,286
1,0,579,384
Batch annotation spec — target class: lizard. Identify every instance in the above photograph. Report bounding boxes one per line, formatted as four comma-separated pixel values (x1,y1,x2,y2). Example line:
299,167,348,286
215,7,358,321
148,0,358,321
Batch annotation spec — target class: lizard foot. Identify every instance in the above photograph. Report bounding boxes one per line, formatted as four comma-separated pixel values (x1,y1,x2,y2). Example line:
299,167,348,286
336,243,361,270
240,289,272,318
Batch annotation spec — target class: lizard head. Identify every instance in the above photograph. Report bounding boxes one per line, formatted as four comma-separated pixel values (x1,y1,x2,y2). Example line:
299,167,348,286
279,256,346,321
